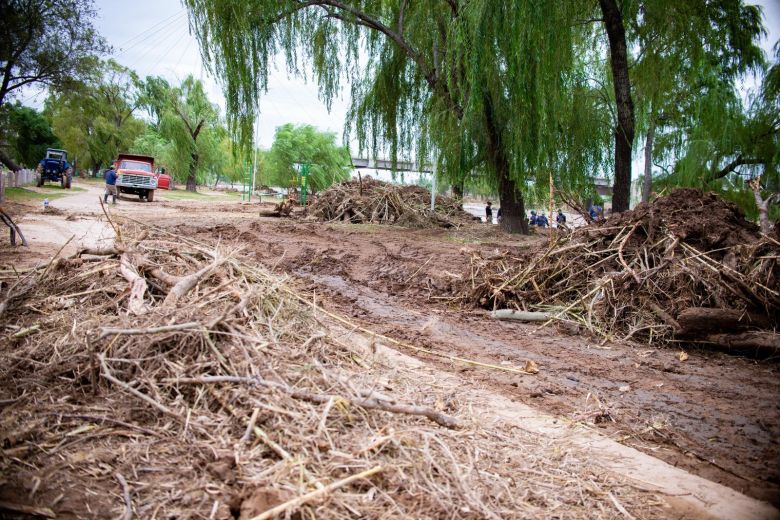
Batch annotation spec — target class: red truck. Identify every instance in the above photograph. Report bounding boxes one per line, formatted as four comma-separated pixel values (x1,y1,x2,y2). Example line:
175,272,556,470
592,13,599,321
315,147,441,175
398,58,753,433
113,153,171,202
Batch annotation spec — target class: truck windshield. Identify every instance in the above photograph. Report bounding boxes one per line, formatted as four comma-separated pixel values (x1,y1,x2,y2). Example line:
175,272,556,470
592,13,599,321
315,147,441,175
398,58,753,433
119,160,152,172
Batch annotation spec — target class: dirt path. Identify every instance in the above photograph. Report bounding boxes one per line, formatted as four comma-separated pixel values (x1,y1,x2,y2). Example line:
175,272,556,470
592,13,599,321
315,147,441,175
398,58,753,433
164,214,780,506
3,190,779,514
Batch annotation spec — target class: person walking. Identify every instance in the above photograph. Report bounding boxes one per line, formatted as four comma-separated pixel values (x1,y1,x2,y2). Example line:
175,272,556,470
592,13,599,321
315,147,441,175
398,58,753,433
536,212,549,228
529,210,538,226
556,209,567,227
104,165,118,204
485,201,493,223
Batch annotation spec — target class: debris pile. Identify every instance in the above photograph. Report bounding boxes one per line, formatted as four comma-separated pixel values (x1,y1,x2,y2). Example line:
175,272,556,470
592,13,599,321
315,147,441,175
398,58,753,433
309,178,475,228
0,221,659,518
465,189,779,350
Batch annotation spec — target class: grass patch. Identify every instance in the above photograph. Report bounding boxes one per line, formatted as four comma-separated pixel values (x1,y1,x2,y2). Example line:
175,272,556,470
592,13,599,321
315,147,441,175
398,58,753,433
159,189,216,200
38,185,87,193
160,189,246,201
3,187,68,201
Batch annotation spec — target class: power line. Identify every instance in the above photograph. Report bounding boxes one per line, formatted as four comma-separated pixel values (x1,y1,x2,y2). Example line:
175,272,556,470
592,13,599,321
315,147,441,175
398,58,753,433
113,9,187,58
128,22,189,77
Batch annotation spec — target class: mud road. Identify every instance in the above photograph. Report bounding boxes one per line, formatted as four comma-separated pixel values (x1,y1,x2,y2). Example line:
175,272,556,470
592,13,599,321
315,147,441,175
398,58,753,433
3,184,779,508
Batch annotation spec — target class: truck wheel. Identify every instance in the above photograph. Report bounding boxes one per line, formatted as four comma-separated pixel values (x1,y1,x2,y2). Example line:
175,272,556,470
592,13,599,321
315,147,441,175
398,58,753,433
65,176,71,189
147,190,154,202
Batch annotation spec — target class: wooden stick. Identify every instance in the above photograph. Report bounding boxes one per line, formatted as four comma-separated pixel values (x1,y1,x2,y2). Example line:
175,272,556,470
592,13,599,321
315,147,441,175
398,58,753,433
119,253,148,315
0,208,28,246
115,472,133,520
98,354,183,424
164,256,226,306
490,310,553,322
170,375,461,429
98,322,202,340
248,466,383,520
241,408,260,443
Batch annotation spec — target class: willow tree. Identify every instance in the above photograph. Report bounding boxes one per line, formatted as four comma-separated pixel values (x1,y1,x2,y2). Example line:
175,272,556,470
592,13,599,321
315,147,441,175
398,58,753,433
141,75,221,191
266,123,351,193
45,59,145,174
185,0,601,233
594,0,765,211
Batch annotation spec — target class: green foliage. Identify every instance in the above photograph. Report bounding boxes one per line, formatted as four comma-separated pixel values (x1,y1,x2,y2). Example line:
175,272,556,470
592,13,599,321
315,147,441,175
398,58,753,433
265,124,351,192
140,75,222,191
0,0,108,108
0,102,60,167
44,59,145,173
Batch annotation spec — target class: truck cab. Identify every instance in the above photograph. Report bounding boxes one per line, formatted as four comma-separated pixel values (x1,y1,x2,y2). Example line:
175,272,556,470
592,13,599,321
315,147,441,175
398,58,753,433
36,148,72,188
114,153,157,202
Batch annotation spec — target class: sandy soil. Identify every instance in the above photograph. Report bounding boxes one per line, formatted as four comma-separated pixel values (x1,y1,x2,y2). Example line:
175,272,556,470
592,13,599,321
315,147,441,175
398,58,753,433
2,187,779,516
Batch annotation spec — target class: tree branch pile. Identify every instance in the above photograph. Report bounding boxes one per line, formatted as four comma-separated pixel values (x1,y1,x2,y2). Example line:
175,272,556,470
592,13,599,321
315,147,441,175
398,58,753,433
464,188,779,352
0,222,661,518
309,177,476,228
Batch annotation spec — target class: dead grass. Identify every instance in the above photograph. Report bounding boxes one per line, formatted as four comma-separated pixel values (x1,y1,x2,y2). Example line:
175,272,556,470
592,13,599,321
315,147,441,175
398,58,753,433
0,214,665,518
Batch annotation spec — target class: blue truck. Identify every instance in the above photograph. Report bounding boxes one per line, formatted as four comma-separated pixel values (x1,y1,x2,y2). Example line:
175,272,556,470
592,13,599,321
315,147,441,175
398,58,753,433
36,148,72,189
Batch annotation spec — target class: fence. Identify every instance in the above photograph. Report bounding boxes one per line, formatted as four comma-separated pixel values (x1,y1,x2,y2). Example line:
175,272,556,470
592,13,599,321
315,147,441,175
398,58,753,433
0,169,37,203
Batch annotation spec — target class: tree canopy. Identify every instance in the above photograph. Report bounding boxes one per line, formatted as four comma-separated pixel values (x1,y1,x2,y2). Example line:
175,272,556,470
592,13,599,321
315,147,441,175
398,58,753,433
0,0,107,110
140,75,222,191
265,123,351,193
0,102,60,168
44,59,145,173
184,0,772,232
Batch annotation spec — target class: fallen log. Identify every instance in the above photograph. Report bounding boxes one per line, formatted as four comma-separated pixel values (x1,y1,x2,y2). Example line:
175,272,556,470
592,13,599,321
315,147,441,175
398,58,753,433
701,331,780,354
491,309,555,322
677,307,771,336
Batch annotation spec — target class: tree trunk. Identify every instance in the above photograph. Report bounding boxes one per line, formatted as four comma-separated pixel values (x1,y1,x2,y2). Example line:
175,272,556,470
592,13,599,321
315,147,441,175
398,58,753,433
0,148,22,172
483,92,527,234
187,152,199,192
641,116,656,203
599,0,635,213
452,181,464,204
497,170,526,233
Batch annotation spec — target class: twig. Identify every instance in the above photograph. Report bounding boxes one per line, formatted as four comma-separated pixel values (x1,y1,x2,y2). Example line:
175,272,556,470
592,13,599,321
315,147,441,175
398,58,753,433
608,491,636,520
98,354,184,424
241,408,260,443
98,322,202,340
169,375,462,429
164,255,226,306
248,466,383,520
115,472,132,520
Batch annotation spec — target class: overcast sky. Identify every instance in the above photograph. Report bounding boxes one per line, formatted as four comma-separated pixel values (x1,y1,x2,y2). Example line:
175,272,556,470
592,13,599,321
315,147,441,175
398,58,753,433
17,0,780,154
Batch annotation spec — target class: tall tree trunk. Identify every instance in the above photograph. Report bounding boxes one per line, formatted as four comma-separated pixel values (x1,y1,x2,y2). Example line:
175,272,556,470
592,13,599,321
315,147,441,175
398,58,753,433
642,116,656,203
497,169,526,233
452,181,464,203
599,0,635,213
483,93,527,234
187,152,199,192
0,148,22,172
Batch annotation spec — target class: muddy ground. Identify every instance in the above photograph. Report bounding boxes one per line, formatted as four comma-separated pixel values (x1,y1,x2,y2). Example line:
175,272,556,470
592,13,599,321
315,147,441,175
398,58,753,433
3,183,779,508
